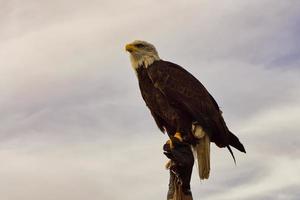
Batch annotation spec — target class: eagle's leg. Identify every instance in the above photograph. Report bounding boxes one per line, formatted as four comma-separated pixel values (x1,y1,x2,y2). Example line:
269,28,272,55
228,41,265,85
165,159,172,169
166,132,183,149
174,132,183,141
165,132,184,168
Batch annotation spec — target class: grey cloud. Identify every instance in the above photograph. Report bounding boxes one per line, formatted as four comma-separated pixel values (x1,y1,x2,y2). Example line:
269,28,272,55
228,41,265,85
0,1,300,200
245,131,300,159
192,160,269,199
242,185,300,200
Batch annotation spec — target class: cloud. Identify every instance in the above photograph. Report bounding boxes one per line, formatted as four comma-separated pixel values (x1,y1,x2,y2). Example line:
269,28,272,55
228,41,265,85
0,0,299,199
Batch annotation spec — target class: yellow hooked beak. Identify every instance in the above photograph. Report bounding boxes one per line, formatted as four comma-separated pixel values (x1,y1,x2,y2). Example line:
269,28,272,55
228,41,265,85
125,44,139,53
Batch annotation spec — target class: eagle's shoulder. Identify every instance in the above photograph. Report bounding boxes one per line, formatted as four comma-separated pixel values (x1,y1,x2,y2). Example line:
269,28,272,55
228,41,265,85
148,60,205,91
148,59,220,111
150,60,190,73
147,60,197,84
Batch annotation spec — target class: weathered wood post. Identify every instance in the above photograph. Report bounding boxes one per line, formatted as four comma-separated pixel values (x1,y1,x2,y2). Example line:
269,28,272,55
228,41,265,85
163,138,194,200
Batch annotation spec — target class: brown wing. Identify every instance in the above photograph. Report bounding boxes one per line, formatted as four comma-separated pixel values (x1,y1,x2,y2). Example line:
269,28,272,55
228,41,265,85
147,60,230,147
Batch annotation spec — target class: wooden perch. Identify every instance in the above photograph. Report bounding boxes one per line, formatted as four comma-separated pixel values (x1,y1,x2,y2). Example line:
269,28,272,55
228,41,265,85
164,138,194,200
167,171,193,200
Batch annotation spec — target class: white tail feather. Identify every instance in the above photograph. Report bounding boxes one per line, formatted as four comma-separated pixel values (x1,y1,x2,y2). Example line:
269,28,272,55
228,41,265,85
192,124,211,180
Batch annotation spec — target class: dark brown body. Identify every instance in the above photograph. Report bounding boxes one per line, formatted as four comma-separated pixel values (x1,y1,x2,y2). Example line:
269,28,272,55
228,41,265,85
136,65,194,141
136,60,245,153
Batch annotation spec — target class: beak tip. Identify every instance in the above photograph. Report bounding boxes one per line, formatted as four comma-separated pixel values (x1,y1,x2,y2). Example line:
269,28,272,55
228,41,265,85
125,44,134,53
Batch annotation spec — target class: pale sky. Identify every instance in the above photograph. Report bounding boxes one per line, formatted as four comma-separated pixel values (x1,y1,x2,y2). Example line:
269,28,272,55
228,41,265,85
0,0,300,200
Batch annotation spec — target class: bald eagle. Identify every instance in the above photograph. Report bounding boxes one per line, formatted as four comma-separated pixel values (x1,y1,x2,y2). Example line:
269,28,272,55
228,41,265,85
125,40,246,179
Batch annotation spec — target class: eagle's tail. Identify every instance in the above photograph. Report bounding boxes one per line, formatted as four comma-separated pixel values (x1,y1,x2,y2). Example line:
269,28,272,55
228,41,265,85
192,125,210,180
226,131,246,164
229,131,246,153
227,145,236,165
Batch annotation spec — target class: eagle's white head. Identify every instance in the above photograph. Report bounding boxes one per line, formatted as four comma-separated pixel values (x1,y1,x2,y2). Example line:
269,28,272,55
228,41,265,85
125,40,160,69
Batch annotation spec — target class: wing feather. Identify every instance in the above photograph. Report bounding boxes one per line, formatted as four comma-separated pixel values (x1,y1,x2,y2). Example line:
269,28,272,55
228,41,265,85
147,60,229,146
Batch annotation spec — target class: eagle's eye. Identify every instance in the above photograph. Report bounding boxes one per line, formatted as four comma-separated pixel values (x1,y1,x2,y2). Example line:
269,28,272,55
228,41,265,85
135,43,145,48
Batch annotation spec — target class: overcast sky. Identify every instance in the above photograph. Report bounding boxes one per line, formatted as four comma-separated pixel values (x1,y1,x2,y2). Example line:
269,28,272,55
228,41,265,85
1,0,300,199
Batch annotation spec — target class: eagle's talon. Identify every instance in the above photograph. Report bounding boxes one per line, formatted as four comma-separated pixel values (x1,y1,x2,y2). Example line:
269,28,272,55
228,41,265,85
165,160,172,169
174,132,183,142
166,139,174,149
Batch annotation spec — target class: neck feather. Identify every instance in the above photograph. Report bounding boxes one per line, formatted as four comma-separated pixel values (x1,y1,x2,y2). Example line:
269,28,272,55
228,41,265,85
130,54,160,69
